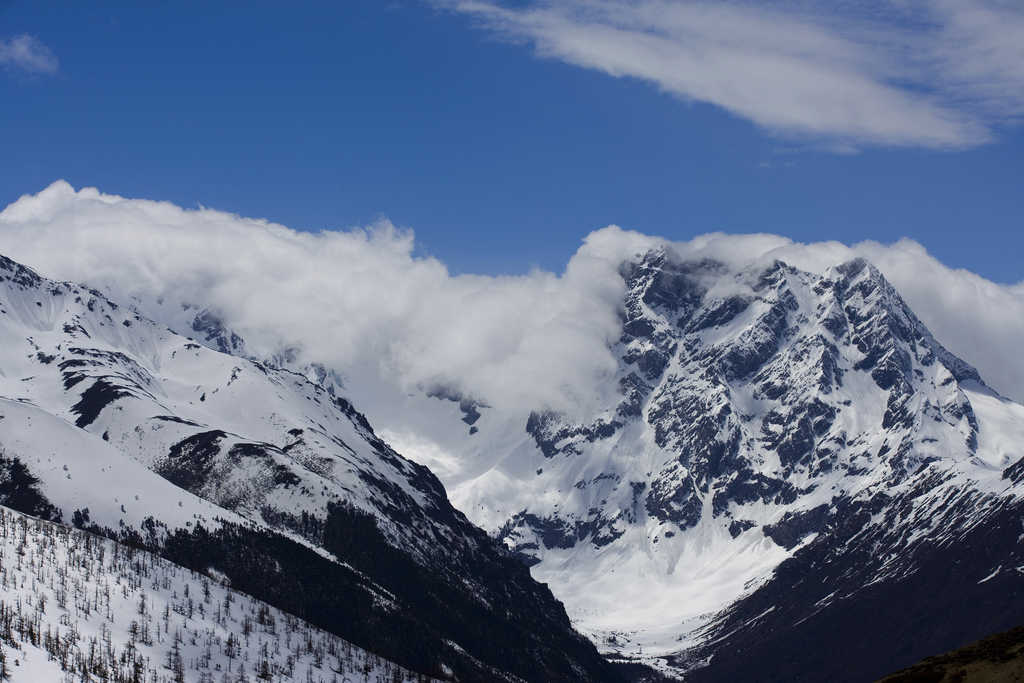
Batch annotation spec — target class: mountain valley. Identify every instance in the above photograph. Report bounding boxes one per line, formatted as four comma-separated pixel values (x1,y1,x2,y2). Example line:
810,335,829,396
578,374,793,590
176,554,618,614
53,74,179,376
0,236,1022,682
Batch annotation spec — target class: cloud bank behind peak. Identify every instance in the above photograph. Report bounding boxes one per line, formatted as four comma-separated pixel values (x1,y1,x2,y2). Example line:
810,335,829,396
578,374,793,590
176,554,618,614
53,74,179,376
1,181,1021,419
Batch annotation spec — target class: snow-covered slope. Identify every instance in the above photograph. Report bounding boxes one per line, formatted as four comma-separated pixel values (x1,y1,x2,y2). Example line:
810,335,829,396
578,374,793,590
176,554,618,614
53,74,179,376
0,253,620,683
0,251,448,556
0,505,439,683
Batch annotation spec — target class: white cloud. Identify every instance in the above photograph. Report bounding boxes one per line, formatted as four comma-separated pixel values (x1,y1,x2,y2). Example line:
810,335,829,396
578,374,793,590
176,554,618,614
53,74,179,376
0,181,1021,421
0,34,58,76
437,0,1024,150
0,182,631,418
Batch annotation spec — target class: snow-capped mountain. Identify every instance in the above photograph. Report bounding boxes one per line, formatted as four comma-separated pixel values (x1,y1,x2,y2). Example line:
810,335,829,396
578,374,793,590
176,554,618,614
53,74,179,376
513,250,1024,681
10,228,1024,682
278,247,1023,682
0,253,621,683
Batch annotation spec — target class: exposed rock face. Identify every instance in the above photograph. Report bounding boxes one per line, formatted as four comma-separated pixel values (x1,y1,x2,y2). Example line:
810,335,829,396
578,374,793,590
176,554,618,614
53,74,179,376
191,308,247,355
502,250,982,565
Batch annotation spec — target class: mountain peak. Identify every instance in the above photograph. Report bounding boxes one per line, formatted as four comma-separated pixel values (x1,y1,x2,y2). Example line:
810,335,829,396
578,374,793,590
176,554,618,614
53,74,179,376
484,252,1007,674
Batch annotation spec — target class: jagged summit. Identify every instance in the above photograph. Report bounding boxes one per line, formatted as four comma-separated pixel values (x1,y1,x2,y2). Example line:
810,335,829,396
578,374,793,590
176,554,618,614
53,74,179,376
501,250,986,562
403,247,1023,681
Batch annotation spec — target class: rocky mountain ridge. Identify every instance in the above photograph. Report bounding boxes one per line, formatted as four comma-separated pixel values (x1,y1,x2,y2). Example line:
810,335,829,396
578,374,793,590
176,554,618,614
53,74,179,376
504,249,985,549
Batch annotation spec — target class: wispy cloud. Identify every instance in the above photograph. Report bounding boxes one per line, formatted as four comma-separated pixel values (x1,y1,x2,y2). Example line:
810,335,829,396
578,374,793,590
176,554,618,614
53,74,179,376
0,34,58,76
437,0,1024,150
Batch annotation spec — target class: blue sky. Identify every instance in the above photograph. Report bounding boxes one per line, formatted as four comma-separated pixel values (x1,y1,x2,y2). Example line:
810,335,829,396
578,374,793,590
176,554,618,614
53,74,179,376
1,0,1021,282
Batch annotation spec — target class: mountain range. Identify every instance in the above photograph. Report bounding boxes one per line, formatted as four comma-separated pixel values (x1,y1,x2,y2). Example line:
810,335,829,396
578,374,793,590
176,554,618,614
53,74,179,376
0,241,1022,682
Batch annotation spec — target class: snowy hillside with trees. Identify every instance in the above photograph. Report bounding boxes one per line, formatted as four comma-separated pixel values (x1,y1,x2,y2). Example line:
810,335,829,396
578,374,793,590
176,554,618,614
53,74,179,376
0,505,440,683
